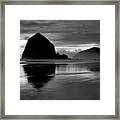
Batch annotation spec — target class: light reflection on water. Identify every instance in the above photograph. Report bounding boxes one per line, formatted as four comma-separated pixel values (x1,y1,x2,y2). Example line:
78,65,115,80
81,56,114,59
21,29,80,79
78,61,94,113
20,62,100,100
55,64,91,74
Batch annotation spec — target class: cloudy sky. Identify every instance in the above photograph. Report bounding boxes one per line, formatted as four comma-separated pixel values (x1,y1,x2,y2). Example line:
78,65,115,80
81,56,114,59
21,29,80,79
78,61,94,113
20,20,100,58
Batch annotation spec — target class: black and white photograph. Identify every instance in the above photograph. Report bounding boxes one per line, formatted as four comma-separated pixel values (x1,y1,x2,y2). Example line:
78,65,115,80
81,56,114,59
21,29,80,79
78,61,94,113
20,20,100,100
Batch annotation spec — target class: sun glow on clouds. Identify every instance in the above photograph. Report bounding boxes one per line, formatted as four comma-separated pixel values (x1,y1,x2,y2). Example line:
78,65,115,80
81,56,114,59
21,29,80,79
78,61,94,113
55,43,99,52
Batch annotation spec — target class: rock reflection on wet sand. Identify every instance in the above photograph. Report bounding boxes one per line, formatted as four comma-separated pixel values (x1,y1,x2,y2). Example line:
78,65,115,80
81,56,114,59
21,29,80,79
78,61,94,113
20,62,100,100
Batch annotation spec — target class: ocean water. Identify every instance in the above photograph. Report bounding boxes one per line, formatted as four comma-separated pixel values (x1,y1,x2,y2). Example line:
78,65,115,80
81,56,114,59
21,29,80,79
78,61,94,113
20,61,100,100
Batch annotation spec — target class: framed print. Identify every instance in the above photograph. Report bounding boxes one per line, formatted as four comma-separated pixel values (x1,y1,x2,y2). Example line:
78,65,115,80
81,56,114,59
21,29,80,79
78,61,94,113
0,0,119,119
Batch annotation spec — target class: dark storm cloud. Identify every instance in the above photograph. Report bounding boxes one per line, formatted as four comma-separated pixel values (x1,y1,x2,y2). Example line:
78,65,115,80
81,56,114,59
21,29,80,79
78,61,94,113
20,20,99,33
20,20,100,46
53,32,100,46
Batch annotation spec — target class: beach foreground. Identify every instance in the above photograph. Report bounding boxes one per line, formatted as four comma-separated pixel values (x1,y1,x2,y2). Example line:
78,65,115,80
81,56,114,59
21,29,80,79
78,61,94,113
20,60,100,100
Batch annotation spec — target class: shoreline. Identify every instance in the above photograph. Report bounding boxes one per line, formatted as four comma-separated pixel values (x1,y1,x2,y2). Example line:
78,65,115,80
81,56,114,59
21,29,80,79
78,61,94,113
20,59,100,65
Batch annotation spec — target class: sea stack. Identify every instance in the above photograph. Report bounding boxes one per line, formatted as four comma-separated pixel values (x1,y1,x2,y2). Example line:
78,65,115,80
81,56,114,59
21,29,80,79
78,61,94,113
21,33,68,59
22,33,56,59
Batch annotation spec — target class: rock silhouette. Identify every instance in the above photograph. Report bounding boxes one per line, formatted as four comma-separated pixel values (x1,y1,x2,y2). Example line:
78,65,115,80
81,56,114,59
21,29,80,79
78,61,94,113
22,33,56,59
73,47,100,60
22,33,68,59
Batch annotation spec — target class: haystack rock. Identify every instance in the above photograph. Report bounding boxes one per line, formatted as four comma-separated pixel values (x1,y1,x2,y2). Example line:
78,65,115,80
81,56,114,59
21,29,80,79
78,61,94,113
21,33,68,59
22,33,56,59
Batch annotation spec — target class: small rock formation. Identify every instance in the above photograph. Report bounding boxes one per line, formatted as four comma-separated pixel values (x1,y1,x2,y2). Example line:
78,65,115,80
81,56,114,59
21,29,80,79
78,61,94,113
21,33,68,59
55,53,68,59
